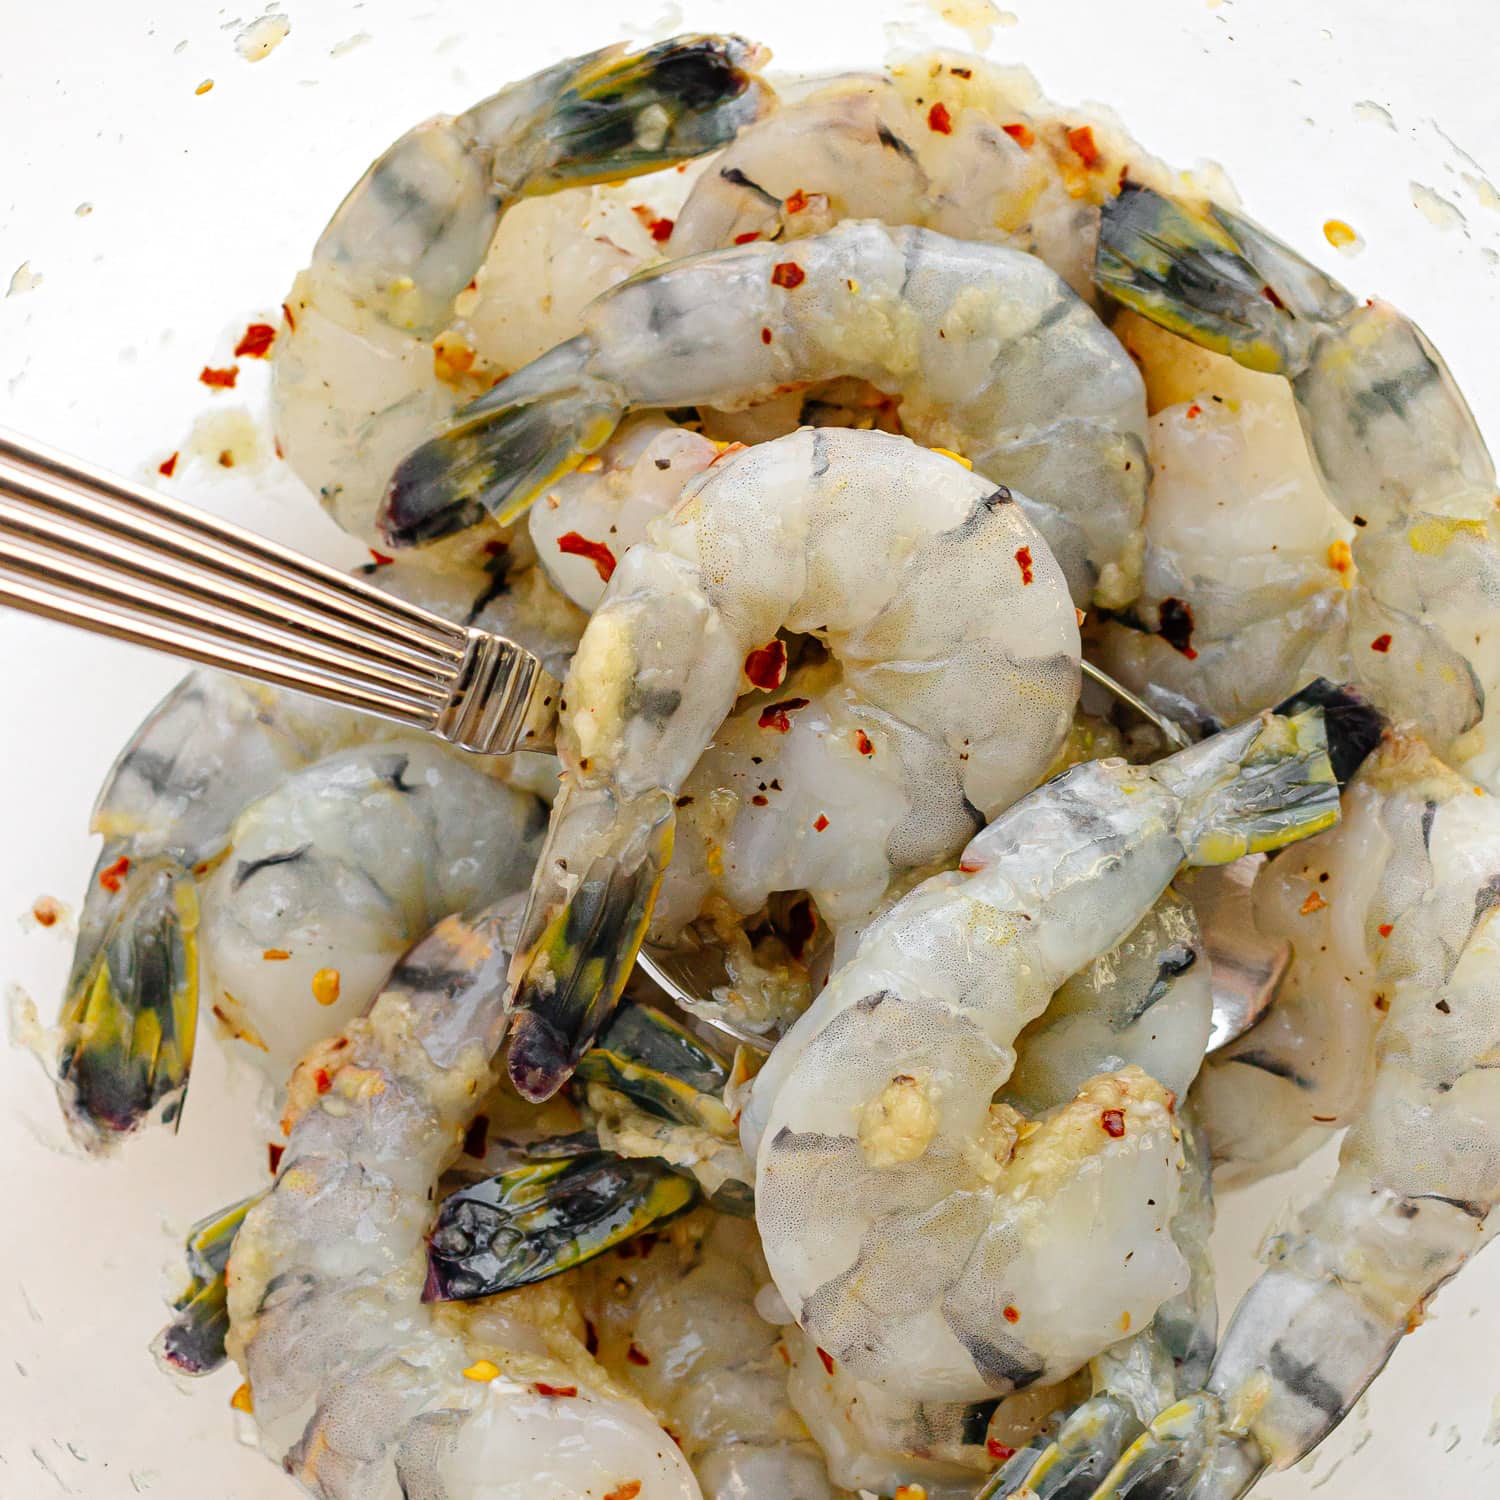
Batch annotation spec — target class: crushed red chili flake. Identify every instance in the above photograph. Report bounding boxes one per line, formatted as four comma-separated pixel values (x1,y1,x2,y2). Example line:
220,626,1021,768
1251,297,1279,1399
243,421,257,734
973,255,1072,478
1100,1108,1126,1138
234,322,277,358
262,948,291,961
1158,597,1198,659
603,1484,642,1500
368,548,395,566
761,326,773,344
751,794,769,806
758,696,810,732
1301,891,1328,915
785,897,818,960
1002,121,1034,149
199,365,238,389
483,538,510,557
784,188,809,214
267,1142,285,1174
1066,125,1101,167
771,261,806,289
927,100,954,134
855,729,875,756
1002,1304,1021,1324
1262,284,1286,310
813,814,830,832
556,531,617,583
630,204,674,242
626,1342,651,1366
1186,403,1203,419
1370,633,1393,653
709,440,748,467
816,1346,836,1374
1015,546,1034,585
987,1439,1017,1461
98,855,132,893
583,1317,599,1355
281,300,297,332
734,230,761,244
157,452,179,477
313,1068,333,1094
744,638,788,691
1378,922,1394,937
534,1382,578,1398
218,449,235,468
31,898,60,927
462,1113,490,1159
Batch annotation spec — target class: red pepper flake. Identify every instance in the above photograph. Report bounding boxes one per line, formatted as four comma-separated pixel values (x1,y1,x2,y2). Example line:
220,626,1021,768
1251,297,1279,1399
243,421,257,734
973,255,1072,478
855,729,875,756
267,1141,285,1174
603,1484,642,1500
813,814,830,833
281,300,297,333
98,855,132,893
1066,125,1101,167
757,696,810,732
1002,122,1034,149
217,449,235,469
583,1316,599,1356
1262,284,1286,310
630,205,675,242
709,440,748,467
785,188,809,214
534,1382,579,1398
234,322,277,358
1015,545,1034,585
1158,597,1198,659
1002,1305,1021,1324
751,794,769,807
1378,922,1394,938
744,638,788,691
483,538,510,557
368,548,394,566
734,230,761,244
557,531,618,583
261,948,291,961
1370,633,1393,653
1186,403,1203,419
771,261,806,290
157,452,179,478
927,100,954,134
1100,1108,1126,1138
462,1113,490,1159
199,365,238,389
31,897,60,927
626,1342,651,1366
761,326,773,344
959,860,981,874
314,1068,332,1094
1300,891,1328,916
816,1346,836,1375
987,1439,1017,1461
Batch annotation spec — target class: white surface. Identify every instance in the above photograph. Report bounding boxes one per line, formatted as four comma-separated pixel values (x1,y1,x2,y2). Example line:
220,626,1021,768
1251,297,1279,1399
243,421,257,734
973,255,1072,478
2,1,1499,1496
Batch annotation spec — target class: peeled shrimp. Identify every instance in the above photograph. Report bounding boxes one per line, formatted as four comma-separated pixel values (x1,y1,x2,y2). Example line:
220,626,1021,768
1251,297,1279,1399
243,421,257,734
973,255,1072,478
272,35,771,542
1096,184,1500,782
503,426,1081,1102
1065,733,1500,1496
745,700,1348,1402
380,221,1148,614
226,899,705,1500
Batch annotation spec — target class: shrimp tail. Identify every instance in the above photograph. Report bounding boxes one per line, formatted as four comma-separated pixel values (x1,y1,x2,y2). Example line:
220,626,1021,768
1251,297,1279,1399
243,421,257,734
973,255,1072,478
1154,703,1341,865
1081,1393,1261,1500
505,792,675,1100
380,336,624,545
1269,678,1385,787
518,34,774,191
56,854,200,1146
1095,183,1354,376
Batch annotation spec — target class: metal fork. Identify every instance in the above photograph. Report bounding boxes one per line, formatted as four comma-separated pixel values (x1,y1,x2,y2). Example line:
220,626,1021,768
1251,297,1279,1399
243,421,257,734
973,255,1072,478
0,429,559,755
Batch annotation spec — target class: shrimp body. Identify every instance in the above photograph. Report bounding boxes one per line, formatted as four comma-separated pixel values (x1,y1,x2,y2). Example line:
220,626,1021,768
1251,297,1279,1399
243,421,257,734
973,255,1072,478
1097,185,1500,782
1066,735,1500,1495
504,427,1081,1101
273,35,771,543
381,222,1148,615
226,900,703,1500
199,739,545,1081
746,705,1344,1402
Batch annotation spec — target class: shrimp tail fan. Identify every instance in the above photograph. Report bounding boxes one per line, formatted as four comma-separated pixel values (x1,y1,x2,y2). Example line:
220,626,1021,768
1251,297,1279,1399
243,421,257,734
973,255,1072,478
380,337,624,544
1271,678,1386,788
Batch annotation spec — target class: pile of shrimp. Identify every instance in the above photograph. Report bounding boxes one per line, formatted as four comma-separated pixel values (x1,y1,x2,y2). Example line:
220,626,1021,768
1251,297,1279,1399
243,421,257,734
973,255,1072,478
29,29,1500,1500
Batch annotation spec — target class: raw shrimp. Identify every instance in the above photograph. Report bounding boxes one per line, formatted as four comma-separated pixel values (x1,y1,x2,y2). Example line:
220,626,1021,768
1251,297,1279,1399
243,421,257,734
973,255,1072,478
272,34,771,542
225,899,705,1500
1096,184,1500,782
379,221,1149,615
1062,733,1500,1497
503,427,1082,1101
744,697,1352,1402
198,738,545,1082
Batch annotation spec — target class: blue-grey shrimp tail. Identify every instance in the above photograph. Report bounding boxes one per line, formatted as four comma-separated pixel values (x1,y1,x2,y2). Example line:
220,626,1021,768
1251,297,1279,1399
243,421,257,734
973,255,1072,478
1271,679,1385,788
527,34,774,190
1095,183,1354,376
55,853,200,1148
379,337,624,545
1157,705,1341,866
